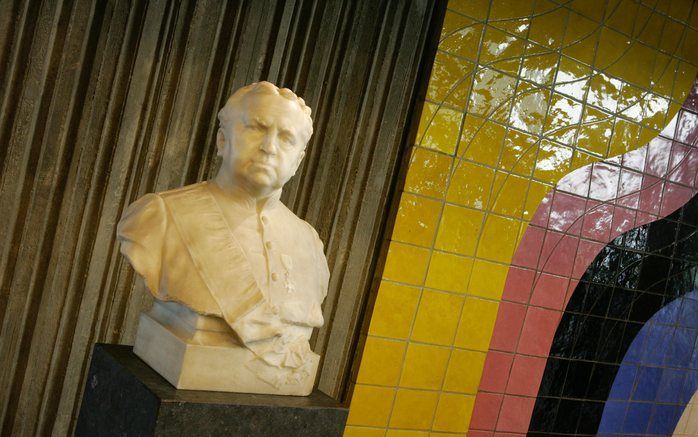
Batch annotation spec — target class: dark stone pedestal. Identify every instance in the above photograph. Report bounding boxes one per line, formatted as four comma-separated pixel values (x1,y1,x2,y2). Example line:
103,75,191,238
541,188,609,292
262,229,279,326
76,344,348,437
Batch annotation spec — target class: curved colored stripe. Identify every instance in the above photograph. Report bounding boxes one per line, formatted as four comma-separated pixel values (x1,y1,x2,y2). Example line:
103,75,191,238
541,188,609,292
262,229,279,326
598,291,698,436
469,81,698,435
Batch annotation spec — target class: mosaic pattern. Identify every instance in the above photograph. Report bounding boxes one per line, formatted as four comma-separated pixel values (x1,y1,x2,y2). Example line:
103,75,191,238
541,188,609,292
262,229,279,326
345,1,698,436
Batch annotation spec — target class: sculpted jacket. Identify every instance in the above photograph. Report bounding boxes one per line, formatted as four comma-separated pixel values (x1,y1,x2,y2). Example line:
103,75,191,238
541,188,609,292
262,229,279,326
117,181,329,373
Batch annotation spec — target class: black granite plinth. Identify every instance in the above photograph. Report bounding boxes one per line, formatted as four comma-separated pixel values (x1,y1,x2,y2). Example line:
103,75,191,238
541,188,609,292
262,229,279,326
76,344,348,437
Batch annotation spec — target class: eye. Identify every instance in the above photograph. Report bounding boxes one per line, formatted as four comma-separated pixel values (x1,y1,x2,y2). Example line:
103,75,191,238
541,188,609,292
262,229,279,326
280,132,296,145
245,121,266,131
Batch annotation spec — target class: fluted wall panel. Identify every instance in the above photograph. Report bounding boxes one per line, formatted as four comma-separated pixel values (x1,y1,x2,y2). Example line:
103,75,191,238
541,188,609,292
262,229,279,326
0,0,444,434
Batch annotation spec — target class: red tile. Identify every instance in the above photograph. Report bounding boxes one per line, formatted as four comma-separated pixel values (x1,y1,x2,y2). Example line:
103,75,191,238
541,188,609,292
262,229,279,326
660,183,694,216
611,206,636,240
639,175,662,215
668,146,698,186
502,267,535,303
490,302,527,352
675,109,698,145
581,203,613,242
548,191,586,234
469,431,495,437
644,136,671,177
529,194,552,227
529,273,569,311
470,392,503,430
589,162,620,202
517,306,561,356
505,355,547,396
573,239,604,279
495,433,525,437
511,225,545,269
636,211,658,227
557,165,591,197
495,395,536,433
621,146,647,172
540,234,579,276
479,351,515,393
616,169,642,209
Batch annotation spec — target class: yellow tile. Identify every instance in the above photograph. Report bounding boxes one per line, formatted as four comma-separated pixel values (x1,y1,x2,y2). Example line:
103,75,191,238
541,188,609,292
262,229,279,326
442,349,487,393
499,129,538,177
509,83,550,135
427,51,474,108
441,10,475,37
609,118,641,157
382,242,430,285
431,393,475,433
577,106,612,156
490,172,528,218
524,180,551,221
543,93,583,145
386,431,428,437
674,61,698,102
419,105,463,155
389,389,439,430
347,385,395,427
369,281,421,339
595,27,630,70
479,27,525,74
660,19,684,53
400,343,451,389
476,215,521,263
453,297,499,350
357,337,406,386
425,251,473,294
434,205,484,256
521,52,559,86
448,0,490,21
605,0,638,35
440,16,483,61
562,11,597,59
468,68,517,122
404,147,453,198
636,6,664,48
668,0,693,21
445,161,495,209
528,0,568,48
411,290,464,346
343,426,386,437
533,140,573,183
563,27,600,66
555,57,591,100
607,43,656,89
639,126,659,148
680,28,698,67
468,259,509,299
569,0,606,22
392,193,442,247
458,116,506,166
571,149,599,170
429,433,466,437
489,0,533,20
640,93,669,131
587,73,622,113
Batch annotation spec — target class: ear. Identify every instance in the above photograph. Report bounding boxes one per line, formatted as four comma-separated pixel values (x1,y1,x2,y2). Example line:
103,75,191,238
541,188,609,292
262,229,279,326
216,128,226,157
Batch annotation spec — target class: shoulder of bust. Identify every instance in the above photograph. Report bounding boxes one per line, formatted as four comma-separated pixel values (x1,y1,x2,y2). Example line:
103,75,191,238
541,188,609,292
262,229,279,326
157,181,209,199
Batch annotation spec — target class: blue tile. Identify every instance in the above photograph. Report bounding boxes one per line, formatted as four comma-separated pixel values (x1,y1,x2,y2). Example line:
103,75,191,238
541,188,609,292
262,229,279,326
657,368,686,403
642,325,674,366
623,402,652,434
681,371,698,403
665,327,697,367
679,297,698,329
598,400,627,433
648,404,681,435
609,365,638,400
633,366,663,401
623,328,646,364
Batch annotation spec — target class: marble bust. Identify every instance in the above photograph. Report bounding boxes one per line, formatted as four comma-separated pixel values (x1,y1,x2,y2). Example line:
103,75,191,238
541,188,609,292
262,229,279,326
117,82,329,395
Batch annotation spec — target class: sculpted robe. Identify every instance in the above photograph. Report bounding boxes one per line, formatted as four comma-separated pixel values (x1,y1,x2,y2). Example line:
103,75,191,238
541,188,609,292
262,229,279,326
117,181,329,387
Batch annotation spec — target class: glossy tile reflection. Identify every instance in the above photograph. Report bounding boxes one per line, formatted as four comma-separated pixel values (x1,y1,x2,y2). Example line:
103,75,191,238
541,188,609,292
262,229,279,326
345,0,698,435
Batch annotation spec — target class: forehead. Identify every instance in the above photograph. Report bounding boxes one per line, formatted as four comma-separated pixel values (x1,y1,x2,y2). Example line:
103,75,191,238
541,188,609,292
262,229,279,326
240,93,307,129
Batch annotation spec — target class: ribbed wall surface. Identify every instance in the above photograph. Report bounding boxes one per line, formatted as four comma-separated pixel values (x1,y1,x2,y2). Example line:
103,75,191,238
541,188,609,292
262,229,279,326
0,0,442,434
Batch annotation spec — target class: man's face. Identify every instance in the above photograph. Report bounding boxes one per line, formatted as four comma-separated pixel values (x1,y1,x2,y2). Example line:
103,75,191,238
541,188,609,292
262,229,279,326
218,93,309,197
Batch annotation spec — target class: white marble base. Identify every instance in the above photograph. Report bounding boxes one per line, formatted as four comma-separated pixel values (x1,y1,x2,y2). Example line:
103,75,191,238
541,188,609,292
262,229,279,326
133,300,318,395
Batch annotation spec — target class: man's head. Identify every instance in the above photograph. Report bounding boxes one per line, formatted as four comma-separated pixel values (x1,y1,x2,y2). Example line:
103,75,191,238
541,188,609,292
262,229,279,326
216,82,313,198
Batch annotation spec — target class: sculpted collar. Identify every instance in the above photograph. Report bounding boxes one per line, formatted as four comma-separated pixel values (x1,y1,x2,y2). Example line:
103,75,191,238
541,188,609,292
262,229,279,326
207,180,282,212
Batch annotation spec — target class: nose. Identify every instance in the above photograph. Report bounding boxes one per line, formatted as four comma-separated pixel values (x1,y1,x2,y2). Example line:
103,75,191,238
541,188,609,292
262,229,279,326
259,133,278,155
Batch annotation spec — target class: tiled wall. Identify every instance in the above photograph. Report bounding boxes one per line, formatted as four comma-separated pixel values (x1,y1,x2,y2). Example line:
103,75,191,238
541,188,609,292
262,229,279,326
344,1,698,436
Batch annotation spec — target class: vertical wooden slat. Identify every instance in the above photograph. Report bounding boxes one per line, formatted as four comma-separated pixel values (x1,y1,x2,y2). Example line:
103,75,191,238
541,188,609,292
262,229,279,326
0,0,443,433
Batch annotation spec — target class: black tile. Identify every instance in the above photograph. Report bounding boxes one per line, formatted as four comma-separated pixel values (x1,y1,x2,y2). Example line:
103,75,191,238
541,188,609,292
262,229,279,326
582,283,611,317
570,316,603,360
529,397,560,432
562,361,593,398
607,288,633,319
539,358,567,397
594,319,624,363
553,399,583,434
576,401,605,434
629,290,664,322
587,363,619,400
